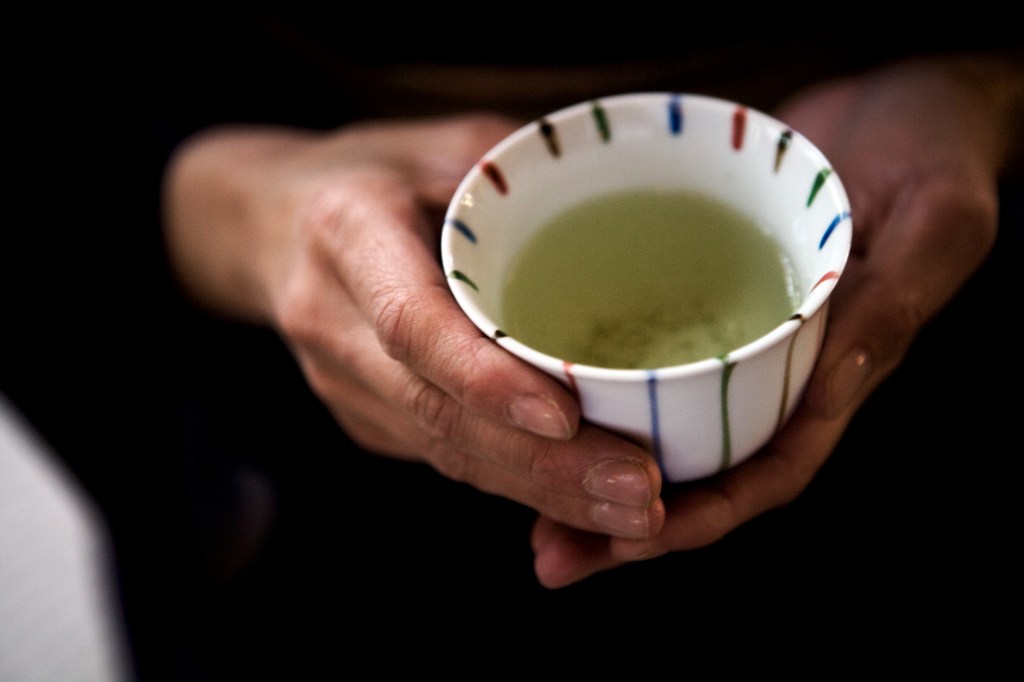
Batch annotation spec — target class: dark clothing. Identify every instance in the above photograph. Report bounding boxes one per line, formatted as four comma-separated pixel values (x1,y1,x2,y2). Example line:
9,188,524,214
4,12,1021,679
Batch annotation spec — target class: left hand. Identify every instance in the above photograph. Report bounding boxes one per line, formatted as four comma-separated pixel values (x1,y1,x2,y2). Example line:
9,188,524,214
529,54,1019,588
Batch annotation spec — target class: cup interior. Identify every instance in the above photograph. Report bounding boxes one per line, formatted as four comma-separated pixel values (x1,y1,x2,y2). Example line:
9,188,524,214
442,92,851,377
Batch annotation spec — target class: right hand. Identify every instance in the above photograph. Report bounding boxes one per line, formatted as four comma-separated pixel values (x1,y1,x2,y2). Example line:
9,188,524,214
162,113,666,540
526,52,1020,588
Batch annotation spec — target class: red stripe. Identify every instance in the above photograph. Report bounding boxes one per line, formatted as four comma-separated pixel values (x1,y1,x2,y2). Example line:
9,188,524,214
812,270,840,289
562,361,579,400
481,161,508,195
732,107,747,150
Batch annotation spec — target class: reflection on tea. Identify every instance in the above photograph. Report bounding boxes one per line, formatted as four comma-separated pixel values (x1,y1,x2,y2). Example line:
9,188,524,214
501,188,801,369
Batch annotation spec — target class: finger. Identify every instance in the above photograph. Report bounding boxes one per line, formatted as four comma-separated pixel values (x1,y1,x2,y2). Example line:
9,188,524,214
300,341,668,538
531,517,621,589
303,331,667,536
626,406,849,554
279,238,665,534
301,344,667,540
531,403,854,587
311,167,582,441
335,116,569,434
447,424,667,538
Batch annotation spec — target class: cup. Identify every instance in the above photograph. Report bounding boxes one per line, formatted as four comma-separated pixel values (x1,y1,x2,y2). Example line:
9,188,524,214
441,92,852,483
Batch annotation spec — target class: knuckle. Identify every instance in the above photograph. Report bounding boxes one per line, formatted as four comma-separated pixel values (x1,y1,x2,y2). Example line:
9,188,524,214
276,275,326,348
524,440,562,486
297,168,415,258
425,444,473,484
442,333,493,402
373,282,468,381
374,282,493,404
889,290,930,346
664,486,742,551
372,286,417,361
403,378,463,446
296,184,352,252
298,359,335,400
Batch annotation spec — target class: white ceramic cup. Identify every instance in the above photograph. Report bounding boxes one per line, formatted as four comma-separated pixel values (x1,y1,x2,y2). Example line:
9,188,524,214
441,92,852,483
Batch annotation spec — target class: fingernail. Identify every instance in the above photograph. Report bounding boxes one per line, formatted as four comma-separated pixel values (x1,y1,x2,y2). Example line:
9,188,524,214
508,394,572,440
826,348,871,417
583,460,651,507
591,502,650,539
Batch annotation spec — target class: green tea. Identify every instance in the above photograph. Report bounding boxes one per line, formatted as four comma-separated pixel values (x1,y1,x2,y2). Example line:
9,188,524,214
501,188,801,369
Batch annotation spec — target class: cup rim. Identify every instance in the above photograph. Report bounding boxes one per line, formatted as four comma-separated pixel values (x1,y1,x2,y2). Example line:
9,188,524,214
442,91,851,381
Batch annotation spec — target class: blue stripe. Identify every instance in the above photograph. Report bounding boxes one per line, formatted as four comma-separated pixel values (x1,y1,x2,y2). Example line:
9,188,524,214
819,210,850,250
668,95,683,135
451,218,477,244
646,370,663,466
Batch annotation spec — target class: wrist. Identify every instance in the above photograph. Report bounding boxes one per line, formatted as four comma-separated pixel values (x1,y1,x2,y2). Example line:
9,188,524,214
162,125,314,323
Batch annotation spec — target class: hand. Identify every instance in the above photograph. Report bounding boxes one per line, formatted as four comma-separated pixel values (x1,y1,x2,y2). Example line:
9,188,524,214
529,54,1020,587
163,114,666,540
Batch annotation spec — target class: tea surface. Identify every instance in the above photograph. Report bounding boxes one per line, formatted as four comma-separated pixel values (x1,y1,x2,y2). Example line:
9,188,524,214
501,189,800,369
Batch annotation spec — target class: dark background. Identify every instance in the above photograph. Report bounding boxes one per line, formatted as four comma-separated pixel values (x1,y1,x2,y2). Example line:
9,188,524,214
5,12,1020,678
